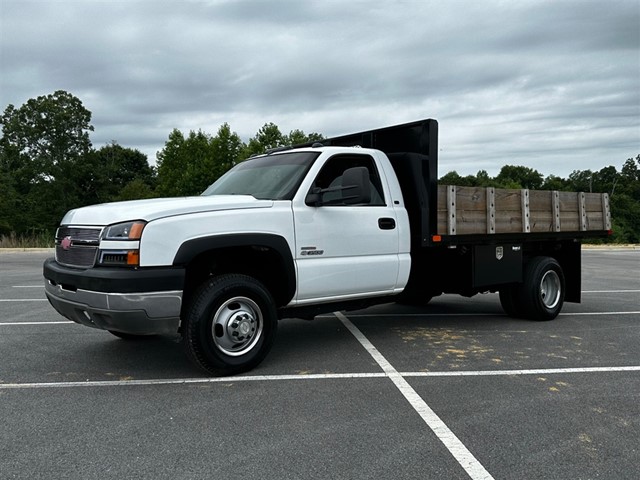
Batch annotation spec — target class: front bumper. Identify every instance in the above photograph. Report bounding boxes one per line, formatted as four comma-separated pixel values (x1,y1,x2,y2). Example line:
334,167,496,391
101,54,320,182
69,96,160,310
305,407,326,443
43,258,185,335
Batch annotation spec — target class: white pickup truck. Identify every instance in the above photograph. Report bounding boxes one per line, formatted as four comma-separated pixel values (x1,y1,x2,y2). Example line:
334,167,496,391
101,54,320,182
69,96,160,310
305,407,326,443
43,119,611,375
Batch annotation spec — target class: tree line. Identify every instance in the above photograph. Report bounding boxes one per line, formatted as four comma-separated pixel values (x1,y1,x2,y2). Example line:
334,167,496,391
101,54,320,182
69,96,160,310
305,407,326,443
1,90,638,243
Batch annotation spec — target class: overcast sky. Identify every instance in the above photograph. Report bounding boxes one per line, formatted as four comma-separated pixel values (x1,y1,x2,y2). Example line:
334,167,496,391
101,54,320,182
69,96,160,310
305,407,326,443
1,0,639,177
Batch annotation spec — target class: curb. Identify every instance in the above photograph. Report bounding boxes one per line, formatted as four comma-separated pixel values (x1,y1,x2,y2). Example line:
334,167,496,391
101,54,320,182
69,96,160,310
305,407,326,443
581,245,640,250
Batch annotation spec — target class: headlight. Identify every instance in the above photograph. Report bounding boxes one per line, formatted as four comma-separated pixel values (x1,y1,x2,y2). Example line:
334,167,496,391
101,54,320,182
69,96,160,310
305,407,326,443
99,220,146,267
103,221,146,240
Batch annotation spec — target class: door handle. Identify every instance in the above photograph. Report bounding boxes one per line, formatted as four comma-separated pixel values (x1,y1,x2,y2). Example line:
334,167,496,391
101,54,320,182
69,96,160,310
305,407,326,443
378,218,396,230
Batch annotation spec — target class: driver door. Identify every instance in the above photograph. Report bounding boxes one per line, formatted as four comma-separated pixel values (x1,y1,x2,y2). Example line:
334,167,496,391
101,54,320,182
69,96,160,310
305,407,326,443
292,153,400,302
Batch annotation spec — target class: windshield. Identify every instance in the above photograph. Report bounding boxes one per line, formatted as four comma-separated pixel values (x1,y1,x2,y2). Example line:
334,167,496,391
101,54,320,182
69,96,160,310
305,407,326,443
202,151,320,200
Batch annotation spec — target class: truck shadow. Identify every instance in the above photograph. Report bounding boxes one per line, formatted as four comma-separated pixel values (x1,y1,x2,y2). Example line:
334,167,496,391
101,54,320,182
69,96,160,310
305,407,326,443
60,294,546,379
68,332,198,379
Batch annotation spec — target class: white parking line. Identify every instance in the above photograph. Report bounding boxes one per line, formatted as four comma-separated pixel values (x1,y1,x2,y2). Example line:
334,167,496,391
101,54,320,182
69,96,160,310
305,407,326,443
403,366,640,377
559,311,640,316
583,290,640,293
2,365,638,390
341,311,640,318
0,373,388,389
0,321,74,326
335,311,494,480
0,299,47,302
11,285,43,288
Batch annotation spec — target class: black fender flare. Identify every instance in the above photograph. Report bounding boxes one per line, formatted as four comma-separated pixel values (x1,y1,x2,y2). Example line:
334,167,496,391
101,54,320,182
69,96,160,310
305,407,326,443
173,233,296,304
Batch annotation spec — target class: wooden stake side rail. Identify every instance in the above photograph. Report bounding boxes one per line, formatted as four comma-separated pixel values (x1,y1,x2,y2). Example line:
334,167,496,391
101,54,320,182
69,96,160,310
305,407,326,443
437,185,611,236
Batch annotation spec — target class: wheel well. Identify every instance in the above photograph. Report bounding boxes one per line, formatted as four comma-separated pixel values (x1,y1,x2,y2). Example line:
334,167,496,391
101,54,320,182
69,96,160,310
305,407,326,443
181,246,294,317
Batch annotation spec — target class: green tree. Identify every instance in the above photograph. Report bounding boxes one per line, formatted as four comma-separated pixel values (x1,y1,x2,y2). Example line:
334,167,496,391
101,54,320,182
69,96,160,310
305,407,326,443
209,123,244,177
0,170,18,235
474,170,492,187
155,129,186,196
242,122,285,158
156,124,244,196
439,170,470,186
85,142,155,203
567,169,594,192
621,155,639,182
0,90,93,186
609,193,640,243
619,155,640,200
495,165,543,190
541,174,568,191
116,178,156,201
439,170,495,187
0,90,94,233
601,157,640,243
592,165,620,196
285,129,324,146
156,129,211,196
241,123,323,158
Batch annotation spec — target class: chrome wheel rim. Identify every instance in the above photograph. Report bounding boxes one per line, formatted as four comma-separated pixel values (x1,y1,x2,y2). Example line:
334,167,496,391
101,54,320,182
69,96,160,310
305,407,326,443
212,296,263,356
540,270,561,309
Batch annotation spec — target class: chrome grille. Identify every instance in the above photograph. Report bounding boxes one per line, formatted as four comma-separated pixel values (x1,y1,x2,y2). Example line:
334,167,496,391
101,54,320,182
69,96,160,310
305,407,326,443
55,226,103,268
55,245,98,268
56,227,102,242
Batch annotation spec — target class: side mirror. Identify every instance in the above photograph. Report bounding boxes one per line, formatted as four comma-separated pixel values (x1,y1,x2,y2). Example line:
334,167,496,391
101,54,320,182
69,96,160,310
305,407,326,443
305,187,323,206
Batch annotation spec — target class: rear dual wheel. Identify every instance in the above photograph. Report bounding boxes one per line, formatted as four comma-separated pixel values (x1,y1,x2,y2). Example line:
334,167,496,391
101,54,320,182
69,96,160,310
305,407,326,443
500,256,565,321
498,287,520,317
183,274,278,376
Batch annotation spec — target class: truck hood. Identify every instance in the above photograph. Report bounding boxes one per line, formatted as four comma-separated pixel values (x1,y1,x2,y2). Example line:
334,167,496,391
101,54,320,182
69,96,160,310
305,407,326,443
60,195,273,226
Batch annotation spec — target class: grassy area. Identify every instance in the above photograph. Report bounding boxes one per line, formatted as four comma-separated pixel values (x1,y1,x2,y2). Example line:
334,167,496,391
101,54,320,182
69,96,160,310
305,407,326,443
0,232,54,248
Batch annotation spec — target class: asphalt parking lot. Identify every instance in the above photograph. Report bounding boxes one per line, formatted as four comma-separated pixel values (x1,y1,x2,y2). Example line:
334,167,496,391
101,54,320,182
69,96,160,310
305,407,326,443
1,249,639,480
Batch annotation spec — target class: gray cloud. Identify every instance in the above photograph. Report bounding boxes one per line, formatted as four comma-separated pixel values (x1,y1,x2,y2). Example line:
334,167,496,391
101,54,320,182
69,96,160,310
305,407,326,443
1,0,638,177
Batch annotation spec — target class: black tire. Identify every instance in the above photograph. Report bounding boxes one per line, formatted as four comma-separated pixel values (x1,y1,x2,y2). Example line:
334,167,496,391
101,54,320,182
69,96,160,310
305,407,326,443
499,287,521,318
520,256,565,321
108,330,154,340
182,274,278,376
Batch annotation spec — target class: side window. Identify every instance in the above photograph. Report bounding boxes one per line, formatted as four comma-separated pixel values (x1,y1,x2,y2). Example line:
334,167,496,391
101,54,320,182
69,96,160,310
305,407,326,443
311,154,386,206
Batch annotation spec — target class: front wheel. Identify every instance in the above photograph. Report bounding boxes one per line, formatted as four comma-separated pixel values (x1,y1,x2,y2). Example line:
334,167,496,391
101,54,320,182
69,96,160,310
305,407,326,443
182,274,278,376
520,256,565,321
